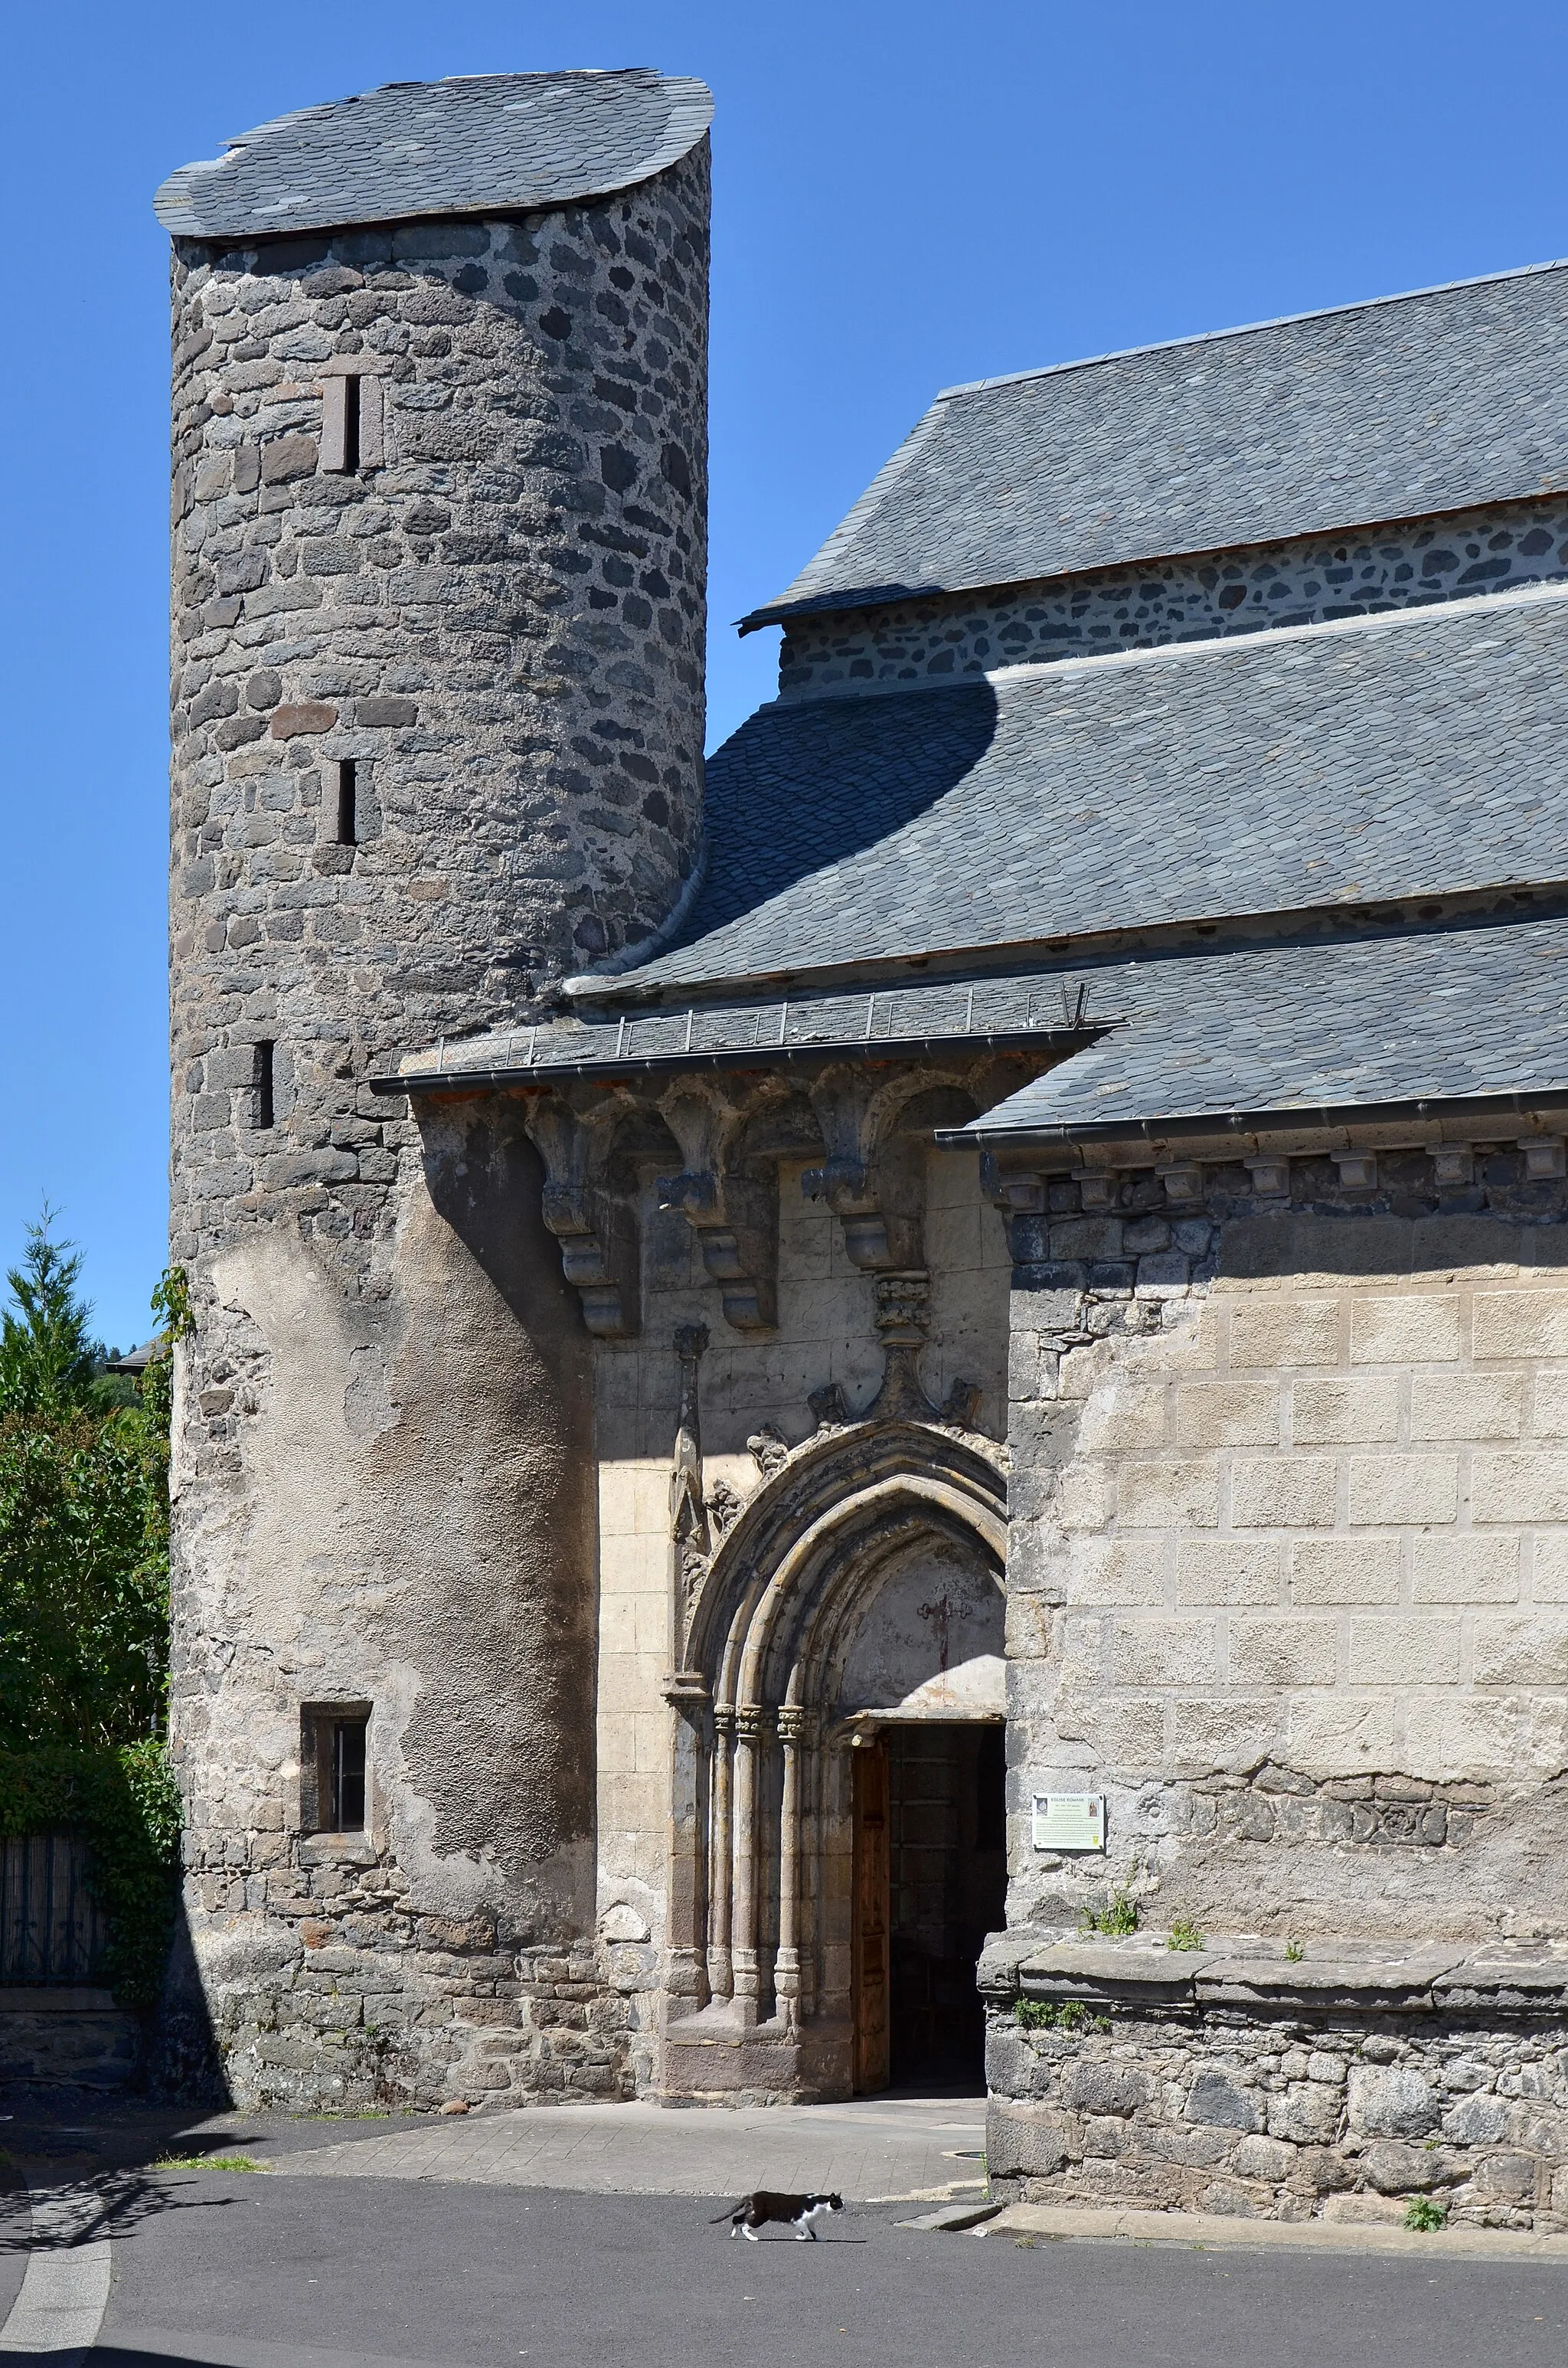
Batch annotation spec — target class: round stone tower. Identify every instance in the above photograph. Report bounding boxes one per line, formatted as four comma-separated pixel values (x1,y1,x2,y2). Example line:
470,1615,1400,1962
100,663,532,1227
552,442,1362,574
155,71,711,2108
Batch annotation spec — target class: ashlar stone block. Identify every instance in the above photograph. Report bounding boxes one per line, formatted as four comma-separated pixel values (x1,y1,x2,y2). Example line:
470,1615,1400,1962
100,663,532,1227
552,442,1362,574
1174,1539,1282,1607
1349,1296,1461,1366
1227,1294,1341,1370
1472,1453,1568,1524
1291,1535,1401,1605
1411,1535,1520,1604
1230,1456,1337,1529
1347,1455,1459,1526
1410,1372,1523,1441
1173,1383,1279,1448
1230,1617,1337,1688
1346,1617,1462,1686
1472,1290,1568,1361
1109,1620,1220,1689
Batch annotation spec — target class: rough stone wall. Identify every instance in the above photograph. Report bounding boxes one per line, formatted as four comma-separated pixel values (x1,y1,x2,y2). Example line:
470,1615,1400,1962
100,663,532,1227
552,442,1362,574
983,1985,1568,2229
1002,1150,1568,1945
165,149,709,2107
0,1997,142,2095
776,496,1568,697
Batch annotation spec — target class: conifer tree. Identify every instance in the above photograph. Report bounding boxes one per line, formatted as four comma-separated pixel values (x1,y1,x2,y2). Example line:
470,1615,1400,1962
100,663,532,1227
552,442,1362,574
0,1210,100,1418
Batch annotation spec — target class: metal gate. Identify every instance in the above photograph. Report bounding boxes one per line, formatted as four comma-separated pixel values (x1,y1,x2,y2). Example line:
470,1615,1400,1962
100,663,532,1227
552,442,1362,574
0,1834,106,1983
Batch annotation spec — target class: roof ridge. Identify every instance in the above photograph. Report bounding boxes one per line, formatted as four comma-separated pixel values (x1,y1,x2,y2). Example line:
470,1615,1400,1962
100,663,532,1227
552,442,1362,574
935,257,1568,404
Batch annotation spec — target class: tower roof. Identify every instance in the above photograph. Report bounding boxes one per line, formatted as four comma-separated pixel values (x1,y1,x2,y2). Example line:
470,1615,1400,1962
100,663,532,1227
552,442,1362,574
153,69,713,241
742,260,1568,627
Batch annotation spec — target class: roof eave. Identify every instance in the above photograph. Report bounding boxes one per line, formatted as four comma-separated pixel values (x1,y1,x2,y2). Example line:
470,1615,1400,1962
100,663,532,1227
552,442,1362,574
942,1083,1568,1155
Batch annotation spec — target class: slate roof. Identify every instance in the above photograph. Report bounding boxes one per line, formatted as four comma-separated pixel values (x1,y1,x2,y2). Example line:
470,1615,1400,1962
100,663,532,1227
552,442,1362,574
384,971,1094,1091
605,584,1568,999
959,912,1568,1144
154,70,712,240
742,261,1568,626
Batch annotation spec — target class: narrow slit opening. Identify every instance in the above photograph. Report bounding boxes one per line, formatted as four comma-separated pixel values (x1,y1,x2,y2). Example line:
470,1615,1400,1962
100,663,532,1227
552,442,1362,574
336,759,358,846
342,374,361,473
254,1040,275,1130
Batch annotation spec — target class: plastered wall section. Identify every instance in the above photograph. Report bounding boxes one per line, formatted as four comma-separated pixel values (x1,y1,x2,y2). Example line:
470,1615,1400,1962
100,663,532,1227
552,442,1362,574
593,1148,1010,1961
1009,1214,1568,1939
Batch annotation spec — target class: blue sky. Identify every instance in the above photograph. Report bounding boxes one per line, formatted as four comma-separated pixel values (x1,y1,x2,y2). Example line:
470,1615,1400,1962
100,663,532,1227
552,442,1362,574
2,0,1565,1348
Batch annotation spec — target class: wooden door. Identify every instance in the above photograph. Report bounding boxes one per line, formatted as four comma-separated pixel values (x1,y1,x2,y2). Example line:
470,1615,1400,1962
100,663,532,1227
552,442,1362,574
851,1740,890,2093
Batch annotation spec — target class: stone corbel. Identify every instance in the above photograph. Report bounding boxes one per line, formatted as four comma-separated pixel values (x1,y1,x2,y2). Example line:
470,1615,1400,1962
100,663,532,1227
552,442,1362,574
859,1271,981,1427
657,1084,779,1333
802,1068,930,1271
521,1092,642,1338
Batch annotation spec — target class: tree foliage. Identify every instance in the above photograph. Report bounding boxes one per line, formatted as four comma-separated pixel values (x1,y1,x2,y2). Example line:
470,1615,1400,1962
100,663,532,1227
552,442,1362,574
0,1215,183,1998
0,1210,102,1418
0,1215,172,1751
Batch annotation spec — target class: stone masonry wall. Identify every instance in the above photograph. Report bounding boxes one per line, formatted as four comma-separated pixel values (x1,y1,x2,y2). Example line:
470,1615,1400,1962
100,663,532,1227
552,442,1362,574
165,149,709,2107
1001,1148,1568,1946
982,1957,1568,2230
777,496,1568,697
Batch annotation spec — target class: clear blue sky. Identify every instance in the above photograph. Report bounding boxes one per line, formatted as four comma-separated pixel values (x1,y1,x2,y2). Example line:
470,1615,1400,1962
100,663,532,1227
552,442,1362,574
2,0,1565,1349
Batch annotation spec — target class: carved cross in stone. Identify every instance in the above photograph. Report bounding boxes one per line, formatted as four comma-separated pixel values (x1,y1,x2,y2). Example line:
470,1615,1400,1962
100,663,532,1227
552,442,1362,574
917,1590,953,1673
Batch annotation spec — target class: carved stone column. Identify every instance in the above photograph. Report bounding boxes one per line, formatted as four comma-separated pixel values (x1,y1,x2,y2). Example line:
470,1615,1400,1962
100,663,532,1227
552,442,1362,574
729,1702,768,2023
775,1704,810,2029
664,1672,710,2016
707,1706,735,2002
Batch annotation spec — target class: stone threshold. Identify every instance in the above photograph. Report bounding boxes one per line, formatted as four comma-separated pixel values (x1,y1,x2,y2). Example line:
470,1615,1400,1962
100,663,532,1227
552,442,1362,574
980,2201,1568,2261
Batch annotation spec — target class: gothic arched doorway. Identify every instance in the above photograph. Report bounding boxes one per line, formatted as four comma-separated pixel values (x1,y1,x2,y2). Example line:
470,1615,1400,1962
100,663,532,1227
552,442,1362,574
662,1422,1007,2101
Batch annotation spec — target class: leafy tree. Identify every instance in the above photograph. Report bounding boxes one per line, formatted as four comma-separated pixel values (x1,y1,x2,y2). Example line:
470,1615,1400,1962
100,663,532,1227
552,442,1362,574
0,1218,172,1750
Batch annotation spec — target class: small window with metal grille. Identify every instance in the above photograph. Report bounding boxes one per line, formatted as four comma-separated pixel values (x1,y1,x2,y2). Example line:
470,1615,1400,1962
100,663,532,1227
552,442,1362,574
300,1705,371,1834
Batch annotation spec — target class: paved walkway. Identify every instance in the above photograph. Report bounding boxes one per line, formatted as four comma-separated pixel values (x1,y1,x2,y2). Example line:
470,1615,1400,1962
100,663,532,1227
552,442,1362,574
247,2095,989,2203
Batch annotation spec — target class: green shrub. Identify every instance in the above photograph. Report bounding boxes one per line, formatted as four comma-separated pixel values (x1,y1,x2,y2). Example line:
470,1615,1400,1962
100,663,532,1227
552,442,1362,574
1015,1998,1110,2034
1080,1889,1140,1937
1403,2196,1447,2232
1167,1916,1206,1952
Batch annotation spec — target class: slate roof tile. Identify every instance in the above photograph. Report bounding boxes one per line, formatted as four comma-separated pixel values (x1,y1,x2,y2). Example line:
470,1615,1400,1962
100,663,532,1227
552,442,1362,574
154,71,712,240
616,585,1568,996
743,261,1568,624
962,914,1568,1141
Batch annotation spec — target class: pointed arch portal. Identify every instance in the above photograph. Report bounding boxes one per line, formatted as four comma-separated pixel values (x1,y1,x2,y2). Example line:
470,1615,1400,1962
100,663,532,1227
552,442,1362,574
662,1421,1008,2101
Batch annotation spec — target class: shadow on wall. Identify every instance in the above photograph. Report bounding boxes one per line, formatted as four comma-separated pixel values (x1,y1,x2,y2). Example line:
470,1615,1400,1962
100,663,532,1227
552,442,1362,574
148,1893,227,2109
1217,1189,1568,1283
393,1098,599,1925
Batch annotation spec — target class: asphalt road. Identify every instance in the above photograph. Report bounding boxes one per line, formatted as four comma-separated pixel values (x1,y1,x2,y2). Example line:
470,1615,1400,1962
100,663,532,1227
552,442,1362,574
8,2168,1559,2368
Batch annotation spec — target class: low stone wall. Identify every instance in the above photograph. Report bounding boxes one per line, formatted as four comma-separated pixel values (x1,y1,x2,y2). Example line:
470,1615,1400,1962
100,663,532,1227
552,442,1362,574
981,1931,1568,2230
0,1989,143,2093
191,1868,636,2111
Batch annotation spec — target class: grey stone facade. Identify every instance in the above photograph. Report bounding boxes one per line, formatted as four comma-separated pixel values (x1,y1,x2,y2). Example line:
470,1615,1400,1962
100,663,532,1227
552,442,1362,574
982,1935,1568,2229
776,497,1568,697
997,1157,1568,1945
163,85,711,2108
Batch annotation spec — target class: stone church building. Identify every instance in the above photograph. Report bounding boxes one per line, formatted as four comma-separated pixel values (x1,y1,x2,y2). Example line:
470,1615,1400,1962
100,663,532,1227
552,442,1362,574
158,71,1568,2223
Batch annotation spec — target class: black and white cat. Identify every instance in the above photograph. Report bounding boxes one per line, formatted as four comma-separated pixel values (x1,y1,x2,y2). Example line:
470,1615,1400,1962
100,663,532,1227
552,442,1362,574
712,2190,846,2241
